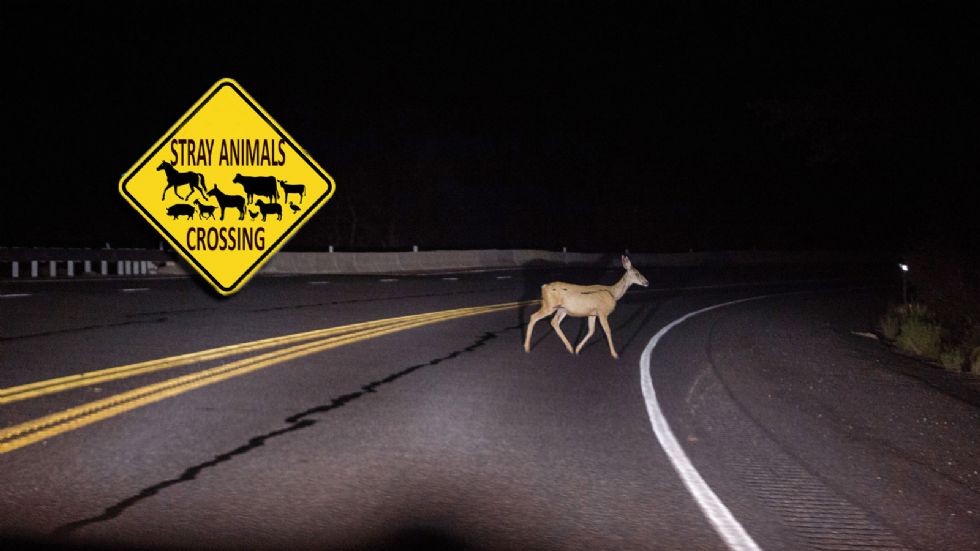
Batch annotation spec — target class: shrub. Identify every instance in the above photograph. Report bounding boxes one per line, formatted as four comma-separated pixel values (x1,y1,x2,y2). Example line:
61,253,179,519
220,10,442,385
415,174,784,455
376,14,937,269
884,245,979,373
878,307,903,341
895,308,943,360
939,348,965,372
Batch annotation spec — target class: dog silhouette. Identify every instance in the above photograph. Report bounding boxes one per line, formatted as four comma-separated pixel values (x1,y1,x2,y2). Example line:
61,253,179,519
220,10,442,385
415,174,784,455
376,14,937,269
194,200,217,220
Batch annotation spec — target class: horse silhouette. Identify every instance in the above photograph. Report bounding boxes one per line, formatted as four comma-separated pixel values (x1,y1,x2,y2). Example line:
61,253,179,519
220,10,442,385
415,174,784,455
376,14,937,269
158,161,207,201
206,185,246,221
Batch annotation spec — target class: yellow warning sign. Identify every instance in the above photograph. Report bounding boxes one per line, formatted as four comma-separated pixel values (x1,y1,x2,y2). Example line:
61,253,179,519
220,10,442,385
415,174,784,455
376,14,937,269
120,78,335,295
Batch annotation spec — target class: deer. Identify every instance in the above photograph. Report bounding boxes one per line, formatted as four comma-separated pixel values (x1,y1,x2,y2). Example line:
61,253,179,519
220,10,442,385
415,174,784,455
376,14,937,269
524,255,649,359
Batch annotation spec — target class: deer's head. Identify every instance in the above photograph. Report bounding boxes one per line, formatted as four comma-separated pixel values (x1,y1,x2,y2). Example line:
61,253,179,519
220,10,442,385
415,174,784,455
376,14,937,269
622,255,649,287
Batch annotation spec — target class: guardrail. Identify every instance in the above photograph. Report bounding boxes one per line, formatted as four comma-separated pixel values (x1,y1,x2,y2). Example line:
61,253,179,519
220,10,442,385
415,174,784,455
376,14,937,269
0,247,173,279
0,246,884,280
261,249,882,274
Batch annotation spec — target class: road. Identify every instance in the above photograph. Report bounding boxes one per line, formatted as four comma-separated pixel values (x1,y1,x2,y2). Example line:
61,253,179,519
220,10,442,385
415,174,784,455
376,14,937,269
1,264,978,551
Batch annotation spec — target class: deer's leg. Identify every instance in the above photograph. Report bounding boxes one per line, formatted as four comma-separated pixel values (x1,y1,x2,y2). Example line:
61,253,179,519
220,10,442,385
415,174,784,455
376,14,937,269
598,314,619,359
524,305,554,352
550,308,574,354
575,315,596,354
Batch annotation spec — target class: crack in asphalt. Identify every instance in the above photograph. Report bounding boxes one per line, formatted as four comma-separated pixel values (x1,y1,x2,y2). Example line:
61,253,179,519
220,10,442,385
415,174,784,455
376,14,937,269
0,317,169,342
52,323,522,540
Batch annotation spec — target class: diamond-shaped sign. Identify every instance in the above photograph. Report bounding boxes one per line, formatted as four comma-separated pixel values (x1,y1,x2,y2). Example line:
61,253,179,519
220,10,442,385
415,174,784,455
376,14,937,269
120,78,335,295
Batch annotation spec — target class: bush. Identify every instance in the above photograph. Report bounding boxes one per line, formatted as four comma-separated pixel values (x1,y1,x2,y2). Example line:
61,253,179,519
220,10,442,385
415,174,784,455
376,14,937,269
895,308,943,360
939,348,965,372
883,245,979,373
879,307,903,340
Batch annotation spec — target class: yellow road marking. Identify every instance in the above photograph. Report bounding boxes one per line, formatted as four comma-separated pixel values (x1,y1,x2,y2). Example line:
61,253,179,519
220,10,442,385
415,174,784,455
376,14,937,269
0,301,537,404
0,301,533,454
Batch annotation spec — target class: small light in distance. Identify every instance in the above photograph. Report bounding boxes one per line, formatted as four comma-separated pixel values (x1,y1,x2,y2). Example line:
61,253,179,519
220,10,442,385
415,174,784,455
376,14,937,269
898,263,909,272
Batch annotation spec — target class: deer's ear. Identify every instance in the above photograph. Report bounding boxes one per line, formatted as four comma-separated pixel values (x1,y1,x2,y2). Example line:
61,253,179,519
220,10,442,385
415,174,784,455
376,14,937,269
622,255,632,269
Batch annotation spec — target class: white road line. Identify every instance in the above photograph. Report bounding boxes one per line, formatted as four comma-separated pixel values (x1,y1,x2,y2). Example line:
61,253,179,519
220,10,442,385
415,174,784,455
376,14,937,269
379,278,398,283
640,295,776,551
442,277,459,281
309,281,331,285
0,293,32,298
495,275,512,280
120,287,150,293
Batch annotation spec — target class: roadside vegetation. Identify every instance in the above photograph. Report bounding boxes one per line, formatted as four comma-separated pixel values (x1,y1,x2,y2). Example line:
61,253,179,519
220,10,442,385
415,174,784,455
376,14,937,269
879,247,980,374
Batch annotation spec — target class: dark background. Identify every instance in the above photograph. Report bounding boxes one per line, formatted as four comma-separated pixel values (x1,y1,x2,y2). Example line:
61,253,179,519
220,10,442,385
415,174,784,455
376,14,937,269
1,1,977,253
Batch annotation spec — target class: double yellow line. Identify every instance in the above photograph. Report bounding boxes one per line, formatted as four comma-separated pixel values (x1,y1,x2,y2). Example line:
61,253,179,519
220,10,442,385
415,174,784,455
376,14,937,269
0,301,534,454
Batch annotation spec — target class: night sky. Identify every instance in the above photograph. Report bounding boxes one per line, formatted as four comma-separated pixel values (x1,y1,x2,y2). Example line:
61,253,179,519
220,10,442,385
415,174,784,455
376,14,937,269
2,2,977,253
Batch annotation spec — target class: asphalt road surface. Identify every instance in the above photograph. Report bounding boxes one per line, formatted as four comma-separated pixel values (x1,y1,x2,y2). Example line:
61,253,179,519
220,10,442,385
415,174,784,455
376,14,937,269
1,263,978,551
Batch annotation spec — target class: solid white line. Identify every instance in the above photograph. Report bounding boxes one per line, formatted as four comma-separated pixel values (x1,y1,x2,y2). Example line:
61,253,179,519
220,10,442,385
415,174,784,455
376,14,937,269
640,295,777,551
442,277,459,281
379,278,398,282
495,275,512,280
309,281,331,285
120,288,150,293
0,293,32,298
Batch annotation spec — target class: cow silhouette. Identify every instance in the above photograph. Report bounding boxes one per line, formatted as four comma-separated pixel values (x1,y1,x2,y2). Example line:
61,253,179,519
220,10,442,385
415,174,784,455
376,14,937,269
233,174,279,204
278,180,306,204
